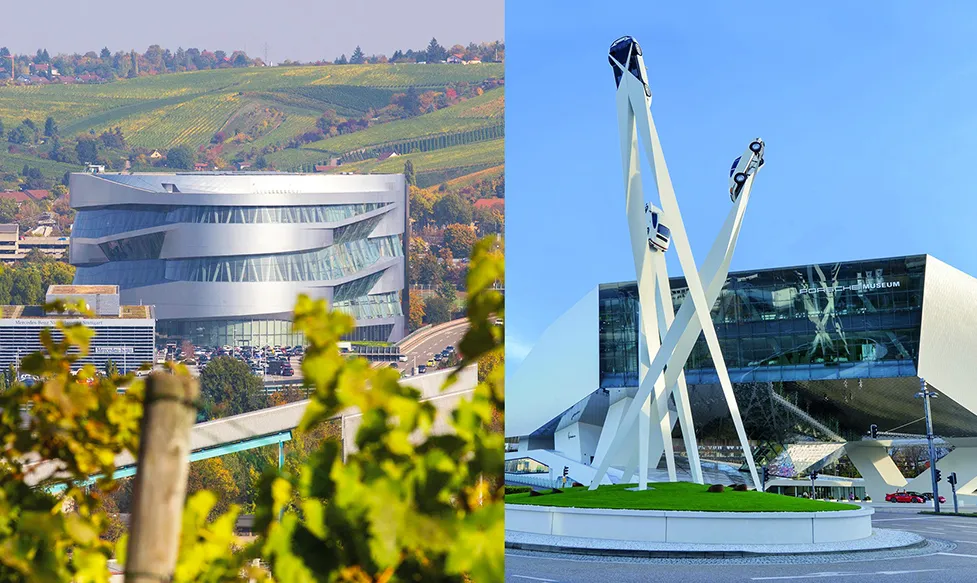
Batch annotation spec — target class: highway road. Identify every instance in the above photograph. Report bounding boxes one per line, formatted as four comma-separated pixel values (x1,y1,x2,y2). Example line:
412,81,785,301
395,319,468,375
505,505,977,583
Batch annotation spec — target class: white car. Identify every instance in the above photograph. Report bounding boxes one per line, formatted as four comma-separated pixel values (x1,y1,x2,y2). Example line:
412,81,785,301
644,203,671,252
728,138,765,202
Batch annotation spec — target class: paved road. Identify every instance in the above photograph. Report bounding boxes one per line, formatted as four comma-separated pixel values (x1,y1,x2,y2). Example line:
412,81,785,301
506,505,977,582
395,320,468,375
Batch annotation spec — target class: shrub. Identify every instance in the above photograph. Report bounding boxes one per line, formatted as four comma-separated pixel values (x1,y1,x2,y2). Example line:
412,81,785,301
529,490,545,497
550,488,564,495
505,486,531,495
733,484,750,492
707,484,726,493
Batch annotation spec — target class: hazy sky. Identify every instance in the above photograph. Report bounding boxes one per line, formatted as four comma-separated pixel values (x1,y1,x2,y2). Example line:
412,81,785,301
507,1,977,369
5,0,503,63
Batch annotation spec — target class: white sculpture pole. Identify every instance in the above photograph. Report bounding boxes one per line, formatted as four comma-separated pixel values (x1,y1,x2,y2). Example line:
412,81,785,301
616,63,676,488
593,37,763,490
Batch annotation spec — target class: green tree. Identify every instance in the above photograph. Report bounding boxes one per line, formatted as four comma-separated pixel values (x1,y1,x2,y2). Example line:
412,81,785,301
433,192,473,226
75,137,99,164
104,359,119,377
349,45,365,64
43,116,57,137
402,85,422,116
443,223,477,258
10,266,42,305
166,145,194,169
334,53,348,65
404,159,416,187
199,355,266,419
24,248,52,264
426,37,447,62
424,295,452,324
0,198,18,223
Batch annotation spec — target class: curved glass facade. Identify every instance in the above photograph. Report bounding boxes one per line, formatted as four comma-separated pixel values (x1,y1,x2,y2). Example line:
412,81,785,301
74,236,402,287
599,255,926,389
164,235,402,283
70,172,408,346
159,317,396,347
72,203,389,238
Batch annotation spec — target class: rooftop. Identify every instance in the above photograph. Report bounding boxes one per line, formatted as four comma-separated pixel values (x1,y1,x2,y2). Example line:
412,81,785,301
48,285,119,295
0,304,153,320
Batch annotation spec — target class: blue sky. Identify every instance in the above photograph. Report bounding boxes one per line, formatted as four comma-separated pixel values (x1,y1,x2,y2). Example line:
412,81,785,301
505,2,977,370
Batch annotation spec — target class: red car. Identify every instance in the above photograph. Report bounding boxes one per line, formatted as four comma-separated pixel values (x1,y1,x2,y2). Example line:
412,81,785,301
885,490,925,503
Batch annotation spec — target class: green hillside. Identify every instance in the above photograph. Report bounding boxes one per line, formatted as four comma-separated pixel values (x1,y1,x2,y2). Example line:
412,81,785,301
0,63,504,184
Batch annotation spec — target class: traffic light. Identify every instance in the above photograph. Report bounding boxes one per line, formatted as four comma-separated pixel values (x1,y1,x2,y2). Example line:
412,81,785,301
563,466,569,478
810,471,819,481
950,472,958,486
935,469,942,483
869,424,878,439
762,467,769,483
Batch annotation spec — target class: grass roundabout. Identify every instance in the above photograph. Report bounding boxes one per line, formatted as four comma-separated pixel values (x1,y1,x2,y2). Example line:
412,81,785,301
505,482,861,512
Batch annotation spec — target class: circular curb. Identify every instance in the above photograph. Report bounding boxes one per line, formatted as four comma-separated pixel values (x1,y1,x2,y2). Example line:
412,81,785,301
503,534,927,559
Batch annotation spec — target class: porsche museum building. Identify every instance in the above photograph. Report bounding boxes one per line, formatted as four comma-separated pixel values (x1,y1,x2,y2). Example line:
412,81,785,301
507,254,977,500
68,172,408,347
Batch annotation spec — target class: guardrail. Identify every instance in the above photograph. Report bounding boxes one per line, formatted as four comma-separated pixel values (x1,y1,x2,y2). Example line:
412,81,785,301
504,473,562,489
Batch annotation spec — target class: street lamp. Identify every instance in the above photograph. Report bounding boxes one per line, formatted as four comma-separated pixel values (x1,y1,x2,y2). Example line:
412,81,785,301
915,377,941,513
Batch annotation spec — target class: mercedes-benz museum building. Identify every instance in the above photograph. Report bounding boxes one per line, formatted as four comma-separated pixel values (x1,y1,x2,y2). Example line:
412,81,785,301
507,254,977,500
68,172,407,347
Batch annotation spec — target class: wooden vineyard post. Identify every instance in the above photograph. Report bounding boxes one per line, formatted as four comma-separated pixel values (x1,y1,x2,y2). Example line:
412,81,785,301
124,372,199,582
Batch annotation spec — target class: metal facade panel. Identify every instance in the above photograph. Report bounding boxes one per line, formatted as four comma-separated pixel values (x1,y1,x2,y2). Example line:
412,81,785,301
505,286,600,438
919,255,977,418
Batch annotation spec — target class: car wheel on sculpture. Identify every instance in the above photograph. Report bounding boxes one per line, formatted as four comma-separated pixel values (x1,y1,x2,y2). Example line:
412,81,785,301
734,172,747,184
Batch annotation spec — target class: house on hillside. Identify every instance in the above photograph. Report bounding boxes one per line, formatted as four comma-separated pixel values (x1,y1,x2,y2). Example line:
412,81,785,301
377,151,399,162
236,162,251,170
463,58,482,65
0,191,33,203
194,162,213,171
149,150,163,159
474,198,504,213
23,190,51,202
447,55,464,64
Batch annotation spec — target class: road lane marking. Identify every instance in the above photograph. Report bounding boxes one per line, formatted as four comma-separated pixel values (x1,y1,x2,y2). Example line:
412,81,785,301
951,540,977,544
872,517,931,521
511,576,558,582
751,569,942,580
938,552,977,558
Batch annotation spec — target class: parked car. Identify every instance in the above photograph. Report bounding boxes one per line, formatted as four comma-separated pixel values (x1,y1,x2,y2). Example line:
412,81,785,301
921,492,947,503
418,364,427,374
445,345,455,354
729,138,765,202
426,359,435,367
280,365,294,377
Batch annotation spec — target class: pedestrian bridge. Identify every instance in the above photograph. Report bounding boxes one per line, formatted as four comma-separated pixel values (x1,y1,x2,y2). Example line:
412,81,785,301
31,366,477,490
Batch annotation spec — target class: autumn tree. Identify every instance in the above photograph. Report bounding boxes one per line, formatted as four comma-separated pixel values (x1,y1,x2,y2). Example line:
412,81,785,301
443,223,477,258
408,295,425,330
186,457,240,518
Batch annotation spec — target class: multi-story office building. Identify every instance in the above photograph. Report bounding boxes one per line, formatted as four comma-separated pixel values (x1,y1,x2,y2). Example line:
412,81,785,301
68,172,408,347
0,224,71,263
0,285,155,372
507,255,977,490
